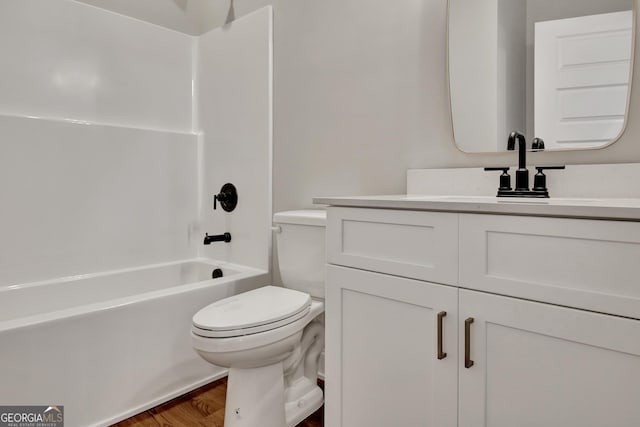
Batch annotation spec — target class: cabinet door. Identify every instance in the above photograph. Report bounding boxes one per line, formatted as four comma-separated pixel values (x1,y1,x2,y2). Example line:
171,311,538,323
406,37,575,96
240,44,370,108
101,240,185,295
325,265,458,427
459,289,640,427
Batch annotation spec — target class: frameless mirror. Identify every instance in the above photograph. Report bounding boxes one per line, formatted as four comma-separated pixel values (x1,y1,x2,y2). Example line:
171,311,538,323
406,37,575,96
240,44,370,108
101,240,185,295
448,0,635,152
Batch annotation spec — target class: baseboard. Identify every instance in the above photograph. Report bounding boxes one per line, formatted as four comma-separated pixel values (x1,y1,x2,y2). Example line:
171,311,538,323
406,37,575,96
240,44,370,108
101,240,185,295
95,370,229,427
98,350,326,425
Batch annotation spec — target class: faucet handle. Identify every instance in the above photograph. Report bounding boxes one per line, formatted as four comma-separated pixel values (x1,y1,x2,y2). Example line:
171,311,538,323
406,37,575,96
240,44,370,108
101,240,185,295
532,138,545,151
536,165,566,171
213,183,238,212
533,166,565,195
484,167,512,191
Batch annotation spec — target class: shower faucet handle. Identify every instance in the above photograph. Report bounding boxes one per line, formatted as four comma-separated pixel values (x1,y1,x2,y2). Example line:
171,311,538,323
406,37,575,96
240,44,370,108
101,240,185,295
213,183,238,212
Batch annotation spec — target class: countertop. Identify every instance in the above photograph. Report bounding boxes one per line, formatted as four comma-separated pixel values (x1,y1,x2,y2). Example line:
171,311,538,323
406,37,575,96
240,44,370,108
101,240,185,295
312,195,640,221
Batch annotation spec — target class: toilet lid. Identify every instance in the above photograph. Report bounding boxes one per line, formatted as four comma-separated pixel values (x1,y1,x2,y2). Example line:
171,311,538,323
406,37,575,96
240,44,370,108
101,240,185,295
192,286,312,338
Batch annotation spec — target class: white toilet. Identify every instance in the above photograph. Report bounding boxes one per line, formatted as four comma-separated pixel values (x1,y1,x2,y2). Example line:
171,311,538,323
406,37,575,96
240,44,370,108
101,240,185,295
191,210,326,427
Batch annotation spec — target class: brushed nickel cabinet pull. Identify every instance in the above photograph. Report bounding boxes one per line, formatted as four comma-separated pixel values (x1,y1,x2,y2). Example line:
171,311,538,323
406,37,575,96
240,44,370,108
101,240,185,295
437,311,447,360
464,317,474,368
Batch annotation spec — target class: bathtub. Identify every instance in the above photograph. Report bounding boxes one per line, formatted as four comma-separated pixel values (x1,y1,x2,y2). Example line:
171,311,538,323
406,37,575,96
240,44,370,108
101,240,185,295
0,259,269,427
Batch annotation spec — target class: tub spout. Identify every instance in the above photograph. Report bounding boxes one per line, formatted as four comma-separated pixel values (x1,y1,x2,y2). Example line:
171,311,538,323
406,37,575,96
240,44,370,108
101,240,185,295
203,232,231,245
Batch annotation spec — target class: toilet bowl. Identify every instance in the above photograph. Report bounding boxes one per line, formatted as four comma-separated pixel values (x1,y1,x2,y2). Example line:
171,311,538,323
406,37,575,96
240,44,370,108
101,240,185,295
191,210,326,427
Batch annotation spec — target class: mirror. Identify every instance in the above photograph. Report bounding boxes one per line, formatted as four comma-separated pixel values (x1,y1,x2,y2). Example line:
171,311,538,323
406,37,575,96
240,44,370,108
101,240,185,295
448,0,635,153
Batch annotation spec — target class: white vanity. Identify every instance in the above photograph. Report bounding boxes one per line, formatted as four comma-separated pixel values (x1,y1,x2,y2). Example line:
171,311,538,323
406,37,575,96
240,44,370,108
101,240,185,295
317,0,640,421
315,194,640,427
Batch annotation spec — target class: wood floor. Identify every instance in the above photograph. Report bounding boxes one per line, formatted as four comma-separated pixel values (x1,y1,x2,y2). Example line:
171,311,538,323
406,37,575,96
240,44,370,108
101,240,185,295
112,377,324,427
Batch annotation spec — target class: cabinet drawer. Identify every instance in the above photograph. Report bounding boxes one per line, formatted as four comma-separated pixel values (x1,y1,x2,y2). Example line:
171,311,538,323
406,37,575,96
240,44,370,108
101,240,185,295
460,214,640,319
327,207,458,285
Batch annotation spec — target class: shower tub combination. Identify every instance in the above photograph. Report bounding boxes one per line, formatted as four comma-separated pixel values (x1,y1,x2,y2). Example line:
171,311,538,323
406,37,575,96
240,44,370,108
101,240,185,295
0,259,268,427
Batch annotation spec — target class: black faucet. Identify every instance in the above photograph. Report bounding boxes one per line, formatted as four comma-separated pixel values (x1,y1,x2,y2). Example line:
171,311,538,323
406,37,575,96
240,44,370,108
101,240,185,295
507,131,529,191
485,131,565,198
204,233,231,245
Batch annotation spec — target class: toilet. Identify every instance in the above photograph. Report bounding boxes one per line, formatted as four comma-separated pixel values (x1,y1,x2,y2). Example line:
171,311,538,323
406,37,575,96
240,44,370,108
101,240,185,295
191,210,326,427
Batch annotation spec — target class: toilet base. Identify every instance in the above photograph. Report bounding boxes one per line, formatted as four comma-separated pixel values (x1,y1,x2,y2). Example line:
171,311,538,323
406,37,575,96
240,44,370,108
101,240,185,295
225,364,286,427
224,364,324,427
284,380,323,426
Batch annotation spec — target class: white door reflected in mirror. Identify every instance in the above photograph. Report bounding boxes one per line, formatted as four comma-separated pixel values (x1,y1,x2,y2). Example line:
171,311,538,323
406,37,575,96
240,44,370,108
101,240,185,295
448,0,635,153
535,11,632,150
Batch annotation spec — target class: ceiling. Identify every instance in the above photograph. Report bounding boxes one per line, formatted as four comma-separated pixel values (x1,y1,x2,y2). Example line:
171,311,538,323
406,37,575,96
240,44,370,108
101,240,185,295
73,0,236,35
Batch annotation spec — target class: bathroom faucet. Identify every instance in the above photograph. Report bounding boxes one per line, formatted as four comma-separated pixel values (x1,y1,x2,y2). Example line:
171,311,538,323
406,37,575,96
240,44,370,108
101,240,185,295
485,131,565,198
507,131,528,191
203,233,232,245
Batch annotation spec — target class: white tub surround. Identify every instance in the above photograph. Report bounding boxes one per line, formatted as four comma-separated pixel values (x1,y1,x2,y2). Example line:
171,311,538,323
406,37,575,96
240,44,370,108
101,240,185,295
319,197,640,426
0,260,268,427
197,6,273,272
0,116,198,287
0,2,273,288
0,0,198,288
0,0,193,132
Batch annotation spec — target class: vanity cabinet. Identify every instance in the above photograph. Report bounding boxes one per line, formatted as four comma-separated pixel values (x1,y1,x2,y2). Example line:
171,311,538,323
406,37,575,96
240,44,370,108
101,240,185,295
325,206,640,427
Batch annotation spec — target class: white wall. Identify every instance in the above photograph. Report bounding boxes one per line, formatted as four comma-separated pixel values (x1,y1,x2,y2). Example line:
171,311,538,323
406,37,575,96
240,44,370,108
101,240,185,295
270,0,442,210
197,7,273,272
0,0,198,287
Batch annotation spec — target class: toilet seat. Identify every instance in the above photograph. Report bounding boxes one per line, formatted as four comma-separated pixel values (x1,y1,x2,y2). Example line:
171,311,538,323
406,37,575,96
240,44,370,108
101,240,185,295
192,299,324,355
192,286,312,338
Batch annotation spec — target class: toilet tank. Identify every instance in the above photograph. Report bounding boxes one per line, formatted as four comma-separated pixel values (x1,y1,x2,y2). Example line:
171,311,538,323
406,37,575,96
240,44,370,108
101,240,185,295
273,210,326,299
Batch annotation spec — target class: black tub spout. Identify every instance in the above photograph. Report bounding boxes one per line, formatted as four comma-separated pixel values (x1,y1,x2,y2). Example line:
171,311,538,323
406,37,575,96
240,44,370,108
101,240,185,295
204,232,231,245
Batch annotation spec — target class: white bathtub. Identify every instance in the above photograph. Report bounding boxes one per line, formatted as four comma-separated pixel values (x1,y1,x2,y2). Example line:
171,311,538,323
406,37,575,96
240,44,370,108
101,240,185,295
0,259,269,427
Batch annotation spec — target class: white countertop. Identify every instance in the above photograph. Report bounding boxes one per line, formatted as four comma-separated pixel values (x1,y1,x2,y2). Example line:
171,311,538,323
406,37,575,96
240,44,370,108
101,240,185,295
312,195,640,221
